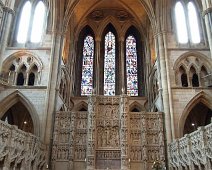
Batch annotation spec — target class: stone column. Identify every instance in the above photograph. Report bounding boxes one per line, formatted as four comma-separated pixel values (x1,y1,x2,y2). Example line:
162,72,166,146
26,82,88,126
119,37,125,94
86,95,97,170
69,40,77,96
119,95,129,170
25,72,29,85
202,0,212,57
0,6,14,72
94,37,101,95
155,33,172,142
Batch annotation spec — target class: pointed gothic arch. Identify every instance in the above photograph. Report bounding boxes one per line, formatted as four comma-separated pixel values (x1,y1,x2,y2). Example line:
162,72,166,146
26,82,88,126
129,101,144,112
0,91,40,137
74,101,88,111
178,91,212,137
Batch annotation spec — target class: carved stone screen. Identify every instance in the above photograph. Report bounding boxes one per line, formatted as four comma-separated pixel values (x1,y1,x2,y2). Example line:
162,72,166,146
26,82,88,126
52,96,165,170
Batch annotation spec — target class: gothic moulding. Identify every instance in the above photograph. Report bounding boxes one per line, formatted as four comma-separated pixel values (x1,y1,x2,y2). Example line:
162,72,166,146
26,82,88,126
173,51,212,86
178,91,212,138
0,90,41,137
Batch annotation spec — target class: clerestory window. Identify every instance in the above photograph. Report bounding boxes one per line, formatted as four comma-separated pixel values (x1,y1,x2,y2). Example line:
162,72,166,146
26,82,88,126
175,1,201,44
77,25,144,97
17,1,46,44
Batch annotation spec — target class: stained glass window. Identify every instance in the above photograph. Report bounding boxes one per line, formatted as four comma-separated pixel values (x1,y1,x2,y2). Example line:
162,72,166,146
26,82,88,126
126,35,138,96
104,32,116,96
81,35,94,95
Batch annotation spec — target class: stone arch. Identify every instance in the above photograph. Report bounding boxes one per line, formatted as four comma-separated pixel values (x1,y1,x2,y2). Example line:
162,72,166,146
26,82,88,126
2,51,43,72
176,64,188,86
178,91,212,137
0,91,40,137
75,22,97,41
98,16,122,38
129,101,144,112
74,101,88,111
173,51,212,71
63,0,157,34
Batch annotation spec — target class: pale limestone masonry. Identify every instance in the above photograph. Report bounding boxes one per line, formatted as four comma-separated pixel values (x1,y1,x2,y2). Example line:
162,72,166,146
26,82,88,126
0,0,212,170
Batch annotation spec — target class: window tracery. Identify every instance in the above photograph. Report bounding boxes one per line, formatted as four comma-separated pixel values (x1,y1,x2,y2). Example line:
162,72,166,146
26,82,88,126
76,25,143,96
174,55,210,87
1,54,42,86
174,1,201,44
16,1,46,44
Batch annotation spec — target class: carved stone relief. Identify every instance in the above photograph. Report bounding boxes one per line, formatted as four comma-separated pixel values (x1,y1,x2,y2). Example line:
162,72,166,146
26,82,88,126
52,97,165,170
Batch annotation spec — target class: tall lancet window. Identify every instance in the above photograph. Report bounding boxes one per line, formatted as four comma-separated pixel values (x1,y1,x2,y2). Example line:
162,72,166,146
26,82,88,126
126,35,138,96
31,1,46,43
188,2,200,43
17,1,31,43
81,35,94,95
104,31,116,96
175,2,188,44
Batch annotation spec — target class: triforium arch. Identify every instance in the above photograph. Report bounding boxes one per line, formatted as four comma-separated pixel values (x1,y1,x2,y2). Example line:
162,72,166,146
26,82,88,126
1,51,43,85
173,51,212,87
178,91,212,137
0,91,40,137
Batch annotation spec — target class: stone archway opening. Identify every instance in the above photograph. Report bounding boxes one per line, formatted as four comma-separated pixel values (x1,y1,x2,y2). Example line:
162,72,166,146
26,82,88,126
1,101,34,134
183,102,212,135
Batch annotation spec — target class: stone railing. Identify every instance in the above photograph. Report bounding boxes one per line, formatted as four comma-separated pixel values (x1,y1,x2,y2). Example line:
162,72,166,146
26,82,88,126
0,120,47,169
168,123,212,170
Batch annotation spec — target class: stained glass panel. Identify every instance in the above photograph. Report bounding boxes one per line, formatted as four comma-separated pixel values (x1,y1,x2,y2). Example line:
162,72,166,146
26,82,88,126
104,32,116,96
126,35,138,96
81,35,94,95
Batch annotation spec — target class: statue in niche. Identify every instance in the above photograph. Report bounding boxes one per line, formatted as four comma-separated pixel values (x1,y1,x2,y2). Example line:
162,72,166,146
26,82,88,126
79,149,82,159
142,147,147,160
97,129,101,147
152,134,156,144
115,130,119,146
106,127,110,145
75,150,78,159
102,131,107,147
78,119,82,128
111,129,116,146
158,132,163,145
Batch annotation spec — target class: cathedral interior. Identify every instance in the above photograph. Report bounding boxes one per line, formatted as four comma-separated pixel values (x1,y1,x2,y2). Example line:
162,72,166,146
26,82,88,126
0,0,212,169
